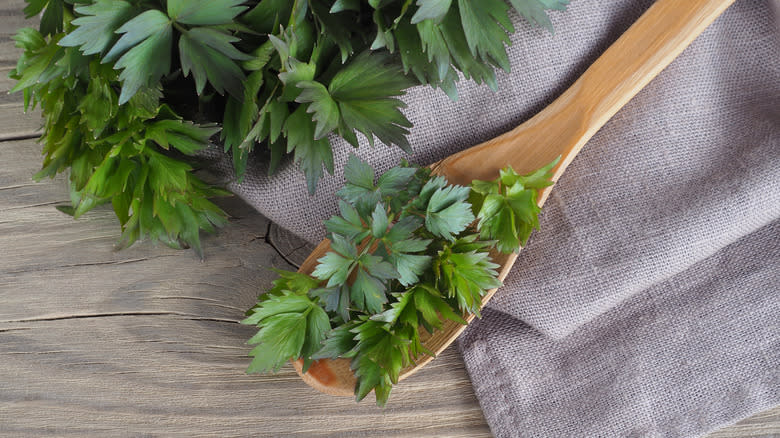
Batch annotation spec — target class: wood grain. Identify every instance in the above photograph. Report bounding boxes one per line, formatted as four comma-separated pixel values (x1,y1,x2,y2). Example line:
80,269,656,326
0,3,777,437
0,0,30,69
0,137,491,437
0,0,48,139
0,68,43,140
267,223,316,268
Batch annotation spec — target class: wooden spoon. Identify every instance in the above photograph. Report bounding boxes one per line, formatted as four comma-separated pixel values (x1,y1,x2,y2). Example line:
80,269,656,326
292,0,736,397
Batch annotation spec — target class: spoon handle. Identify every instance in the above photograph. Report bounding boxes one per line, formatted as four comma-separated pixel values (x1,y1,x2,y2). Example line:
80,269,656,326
435,0,736,192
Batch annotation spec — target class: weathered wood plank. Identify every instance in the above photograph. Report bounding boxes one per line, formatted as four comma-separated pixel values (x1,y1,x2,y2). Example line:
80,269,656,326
0,0,30,69
0,66,43,140
0,0,49,138
0,317,488,437
268,222,316,268
0,137,491,437
708,410,780,438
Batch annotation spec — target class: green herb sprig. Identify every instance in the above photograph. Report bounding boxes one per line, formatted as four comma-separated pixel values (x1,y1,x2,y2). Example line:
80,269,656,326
11,0,567,253
243,155,556,406
11,28,228,256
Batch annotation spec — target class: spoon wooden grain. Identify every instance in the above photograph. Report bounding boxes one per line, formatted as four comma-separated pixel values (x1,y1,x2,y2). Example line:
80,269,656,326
291,0,736,397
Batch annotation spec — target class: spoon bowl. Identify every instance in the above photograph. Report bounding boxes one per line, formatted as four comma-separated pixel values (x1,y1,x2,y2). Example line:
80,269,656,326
293,0,736,397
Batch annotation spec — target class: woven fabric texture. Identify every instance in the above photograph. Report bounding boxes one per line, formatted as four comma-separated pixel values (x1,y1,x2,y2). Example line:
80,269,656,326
460,220,779,437
205,0,780,436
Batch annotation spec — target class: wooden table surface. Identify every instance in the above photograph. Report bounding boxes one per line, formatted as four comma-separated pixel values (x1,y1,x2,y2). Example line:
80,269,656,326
1,1,778,436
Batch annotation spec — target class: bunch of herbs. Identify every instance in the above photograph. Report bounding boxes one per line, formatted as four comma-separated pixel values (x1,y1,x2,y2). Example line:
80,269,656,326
243,155,556,405
11,0,567,254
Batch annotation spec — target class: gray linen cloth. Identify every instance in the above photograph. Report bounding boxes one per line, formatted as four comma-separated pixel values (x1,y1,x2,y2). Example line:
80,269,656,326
207,0,780,436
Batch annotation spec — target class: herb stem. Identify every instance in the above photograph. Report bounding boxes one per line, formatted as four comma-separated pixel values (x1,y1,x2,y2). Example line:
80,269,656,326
288,0,302,31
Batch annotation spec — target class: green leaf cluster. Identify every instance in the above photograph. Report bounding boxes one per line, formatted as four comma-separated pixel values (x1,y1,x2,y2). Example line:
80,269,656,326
471,158,558,253
243,155,554,406
12,0,567,251
244,290,330,373
10,27,228,257
59,0,251,104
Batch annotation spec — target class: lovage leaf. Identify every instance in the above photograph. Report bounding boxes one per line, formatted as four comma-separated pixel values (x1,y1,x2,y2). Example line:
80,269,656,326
370,290,416,324
11,30,65,93
167,0,248,26
435,236,501,315
312,249,354,288
353,353,391,404
349,319,414,404
337,155,417,218
24,0,64,36
330,0,361,13
508,0,569,32
309,1,354,62
412,284,467,328
411,0,452,24
241,0,293,33
178,26,250,98
78,70,119,137
300,304,331,372
222,70,264,174
312,323,358,359
59,0,139,56
243,290,331,373
371,204,389,238
351,266,388,314
378,216,432,286
500,156,558,190
243,293,310,373
145,150,190,198
376,166,418,199
345,252,396,314
246,311,307,374
324,200,370,241
328,52,414,151
472,160,556,252
105,10,173,104
311,284,352,322
438,4,498,89
295,80,340,140
343,153,375,188
146,119,221,155
244,292,312,324
284,106,335,194
424,183,474,241
254,269,320,304
278,57,317,102
246,158,554,406
457,0,513,71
